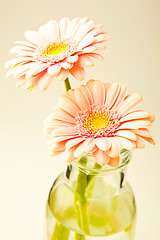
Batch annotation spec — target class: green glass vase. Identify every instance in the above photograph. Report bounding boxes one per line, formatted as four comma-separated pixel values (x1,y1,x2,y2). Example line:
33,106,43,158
44,150,136,240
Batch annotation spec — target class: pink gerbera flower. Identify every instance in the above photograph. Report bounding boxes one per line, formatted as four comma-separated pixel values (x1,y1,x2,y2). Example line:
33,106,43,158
44,80,155,167
5,17,109,90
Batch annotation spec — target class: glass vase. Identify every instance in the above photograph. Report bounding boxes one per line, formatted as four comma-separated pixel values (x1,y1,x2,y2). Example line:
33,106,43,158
44,149,136,240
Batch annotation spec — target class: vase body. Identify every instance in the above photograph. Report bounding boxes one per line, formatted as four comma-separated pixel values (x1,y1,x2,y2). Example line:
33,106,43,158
44,150,136,240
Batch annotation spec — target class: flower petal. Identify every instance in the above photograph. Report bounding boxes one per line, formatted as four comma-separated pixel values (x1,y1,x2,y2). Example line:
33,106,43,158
116,137,136,150
25,30,42,45
38,71,53,90
135,136,145,149
95,137,111,151
66,138,84,149
93,149,109,166
117,93,143,116
74,87,91,110
47,20,59,40
105,83,120,109
74,143,85,158
69,65,85,81
112,84,127,110
107,157,120,167
59,94,80,117
48,64,61,76
115,130,137,141
59,17,70,39
77,55,94,67
84,138,96,152
64,148,76,162
106,138,121,158
120,110,150,122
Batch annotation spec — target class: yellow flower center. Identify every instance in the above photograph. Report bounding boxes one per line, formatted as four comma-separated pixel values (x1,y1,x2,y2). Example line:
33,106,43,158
83,111,111,133
42,42,69,56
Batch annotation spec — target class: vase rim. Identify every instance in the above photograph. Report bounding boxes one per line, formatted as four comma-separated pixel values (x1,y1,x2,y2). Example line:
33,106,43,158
72,149,132,175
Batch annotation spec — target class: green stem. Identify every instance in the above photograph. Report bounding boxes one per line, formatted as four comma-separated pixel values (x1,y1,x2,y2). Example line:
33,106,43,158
51,222,70,240
75,233,85,240
74,170,90,234
64,77,71,91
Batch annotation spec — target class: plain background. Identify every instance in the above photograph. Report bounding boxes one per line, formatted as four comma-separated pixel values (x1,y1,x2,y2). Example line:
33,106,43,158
0,0,160,239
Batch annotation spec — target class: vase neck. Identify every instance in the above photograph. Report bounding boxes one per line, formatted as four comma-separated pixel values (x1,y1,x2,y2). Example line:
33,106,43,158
65,149,132,192
72,149,132,176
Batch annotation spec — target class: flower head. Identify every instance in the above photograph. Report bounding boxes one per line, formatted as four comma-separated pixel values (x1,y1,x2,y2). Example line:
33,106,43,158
5,17,109,90
44,80,155,167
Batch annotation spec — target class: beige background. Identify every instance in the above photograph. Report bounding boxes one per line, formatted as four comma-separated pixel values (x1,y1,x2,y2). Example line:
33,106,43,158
0,0,160,239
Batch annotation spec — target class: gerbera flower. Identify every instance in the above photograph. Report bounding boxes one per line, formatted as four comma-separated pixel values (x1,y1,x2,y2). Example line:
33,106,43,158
44,80,155,166
5,17,109,90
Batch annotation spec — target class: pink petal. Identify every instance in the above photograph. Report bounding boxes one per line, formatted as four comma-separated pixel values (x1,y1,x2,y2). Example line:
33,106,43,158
10,48,34,57
6,62,33,78
56,69,69,81
117,93,143,116
87,53,104,61
65,138,84,149
92,80,105,105
74,87,91,110
132,128,152,138
118,120,151,130
74,19,94,42
94,34,106,43
70,17,90,40
38,71,53,90
24,75,39,90
135,136,145,149
83,138,96,152
59,62,73,69
76,36,94,51
66,55,78,63
16,76,26,88
50,150,63,157
95,137,111,151
105,83,120,109
107,157,120,167
86,79,96,104
116,137,135,150
64,148,76,162
52,108,76,124
92,42,106,50
103,82,111,101
11,45,35,52
118,122,139,130
5,57,33,68
77,55,94,67
52,135,79,142
66,17,81,39
93,149,109,166
80,84,93,105
106,138,121,158
51,127,78,137
112,84,127,110
69,65,85,81
120,110,150,122
48,140,66,152
74,143,85,158
81,46,96,53
59,17,70,39
115,130,137,141
25,30,42,45
137,136,155,145
48,64,61,76
59,94,80,117
47,20,59,40
15,40,36,49
25,62,50,79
